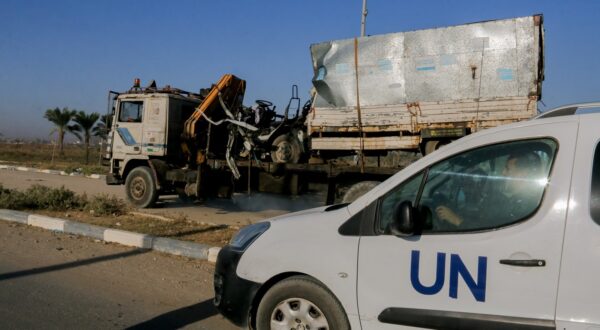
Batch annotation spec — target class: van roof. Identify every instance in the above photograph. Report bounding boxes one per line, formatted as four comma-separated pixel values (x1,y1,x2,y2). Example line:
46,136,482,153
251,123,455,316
534,102,600,119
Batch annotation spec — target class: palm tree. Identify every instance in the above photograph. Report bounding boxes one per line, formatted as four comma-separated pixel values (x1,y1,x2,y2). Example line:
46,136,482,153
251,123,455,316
44,107,77,156
93,114,112,164
92,114,112,140
72,111,100,164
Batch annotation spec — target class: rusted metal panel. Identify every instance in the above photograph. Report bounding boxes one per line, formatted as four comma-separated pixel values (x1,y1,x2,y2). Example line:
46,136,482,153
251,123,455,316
311,136,421,151
309,96,536,132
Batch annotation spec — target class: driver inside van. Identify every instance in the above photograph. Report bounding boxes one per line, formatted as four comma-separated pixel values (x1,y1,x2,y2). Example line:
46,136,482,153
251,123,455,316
435,150,544,229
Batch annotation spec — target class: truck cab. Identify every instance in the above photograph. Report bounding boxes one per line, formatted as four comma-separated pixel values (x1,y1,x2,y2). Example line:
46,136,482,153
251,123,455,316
214,103,600,329
105,75,247,208
105,81,202,206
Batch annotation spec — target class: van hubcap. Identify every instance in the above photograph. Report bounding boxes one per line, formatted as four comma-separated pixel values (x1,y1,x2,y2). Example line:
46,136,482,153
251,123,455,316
270,298,329,330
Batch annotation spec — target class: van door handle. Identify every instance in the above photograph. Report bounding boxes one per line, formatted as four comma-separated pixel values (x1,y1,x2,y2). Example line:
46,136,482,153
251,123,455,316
499,259,546,267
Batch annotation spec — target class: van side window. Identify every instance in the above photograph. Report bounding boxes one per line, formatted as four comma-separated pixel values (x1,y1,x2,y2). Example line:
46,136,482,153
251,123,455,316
590,143,600,225
119,101,144,122
378,139,557,234
418,139,557,233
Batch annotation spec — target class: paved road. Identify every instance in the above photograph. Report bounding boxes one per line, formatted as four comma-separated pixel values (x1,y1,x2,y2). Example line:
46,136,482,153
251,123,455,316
0,221,238,329
0,169,325,226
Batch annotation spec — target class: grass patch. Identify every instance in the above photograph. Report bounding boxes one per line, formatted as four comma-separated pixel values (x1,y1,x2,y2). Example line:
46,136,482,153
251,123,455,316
0,184,238,246
40,210,238,247
0,142,107,174
23,185,83,210
84,194,128,216
0,184,124,214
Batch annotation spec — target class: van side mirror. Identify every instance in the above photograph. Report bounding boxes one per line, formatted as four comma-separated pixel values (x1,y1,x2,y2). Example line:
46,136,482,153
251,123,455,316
390,201,416,236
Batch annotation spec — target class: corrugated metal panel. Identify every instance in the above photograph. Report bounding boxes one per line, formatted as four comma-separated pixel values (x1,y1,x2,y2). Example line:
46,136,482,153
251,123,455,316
310,15,542,108
308,15,544,151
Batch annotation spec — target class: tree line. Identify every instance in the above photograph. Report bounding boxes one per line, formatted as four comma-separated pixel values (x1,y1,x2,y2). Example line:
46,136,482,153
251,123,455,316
44,107,112,164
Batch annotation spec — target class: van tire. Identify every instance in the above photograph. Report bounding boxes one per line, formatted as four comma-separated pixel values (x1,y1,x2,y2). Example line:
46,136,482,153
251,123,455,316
125,166,158,208
342,181,380,203
256,275,350,330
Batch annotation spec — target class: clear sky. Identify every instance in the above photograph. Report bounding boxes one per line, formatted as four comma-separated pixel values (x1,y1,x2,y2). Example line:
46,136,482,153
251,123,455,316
1,0,599,139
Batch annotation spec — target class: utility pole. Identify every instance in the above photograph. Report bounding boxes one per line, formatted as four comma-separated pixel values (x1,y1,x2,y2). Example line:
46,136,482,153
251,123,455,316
361,0,368,37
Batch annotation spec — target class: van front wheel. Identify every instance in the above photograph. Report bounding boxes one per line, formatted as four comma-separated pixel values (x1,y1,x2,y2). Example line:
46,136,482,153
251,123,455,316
256,275,350,330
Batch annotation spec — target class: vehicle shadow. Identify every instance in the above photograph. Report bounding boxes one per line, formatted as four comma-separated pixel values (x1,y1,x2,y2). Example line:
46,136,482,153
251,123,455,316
156,191,325,213
125,299,219,329
0,249,148,281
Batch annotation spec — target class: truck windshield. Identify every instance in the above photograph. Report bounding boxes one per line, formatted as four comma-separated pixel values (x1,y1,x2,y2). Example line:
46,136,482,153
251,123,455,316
119,101,144,123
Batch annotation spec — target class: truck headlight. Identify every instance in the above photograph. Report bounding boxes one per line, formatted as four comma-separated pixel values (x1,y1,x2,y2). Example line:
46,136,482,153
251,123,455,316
229,222,270,251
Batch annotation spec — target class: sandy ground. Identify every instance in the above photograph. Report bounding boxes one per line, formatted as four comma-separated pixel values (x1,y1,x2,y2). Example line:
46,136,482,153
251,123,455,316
0,169,326,226
0,221,238,329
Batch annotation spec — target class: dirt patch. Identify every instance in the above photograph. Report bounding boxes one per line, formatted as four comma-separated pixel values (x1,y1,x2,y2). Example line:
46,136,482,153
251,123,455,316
0,143,106,175
36,210,239,247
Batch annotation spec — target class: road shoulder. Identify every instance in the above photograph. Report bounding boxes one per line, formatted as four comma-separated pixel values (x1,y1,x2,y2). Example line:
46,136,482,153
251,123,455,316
0,209,222,262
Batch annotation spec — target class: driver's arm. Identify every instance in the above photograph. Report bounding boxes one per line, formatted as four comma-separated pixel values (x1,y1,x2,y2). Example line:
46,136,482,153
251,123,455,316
435,206,463,227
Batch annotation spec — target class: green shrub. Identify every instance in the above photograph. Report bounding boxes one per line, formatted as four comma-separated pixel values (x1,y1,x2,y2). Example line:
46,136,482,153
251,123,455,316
62,166,78,174
0,184,27,210
84,194,128,216
81,166,106,176
22,185,84,211
0,184,127,214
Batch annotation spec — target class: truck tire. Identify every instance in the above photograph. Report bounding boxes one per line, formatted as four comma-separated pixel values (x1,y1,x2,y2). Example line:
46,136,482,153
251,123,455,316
125,166,158,208
176,188,195,204
272,134,301,163
342,181,380,203
256,275,350,330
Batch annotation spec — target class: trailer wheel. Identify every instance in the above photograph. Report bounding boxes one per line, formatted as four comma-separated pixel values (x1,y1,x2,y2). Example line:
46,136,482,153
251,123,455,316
272,134,301,163
342,181,381,203
125,166,158,208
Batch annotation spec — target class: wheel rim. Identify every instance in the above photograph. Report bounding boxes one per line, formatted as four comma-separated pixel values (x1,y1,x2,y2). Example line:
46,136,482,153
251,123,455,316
130,176,147,200
270,297,329,330
274,141,293,162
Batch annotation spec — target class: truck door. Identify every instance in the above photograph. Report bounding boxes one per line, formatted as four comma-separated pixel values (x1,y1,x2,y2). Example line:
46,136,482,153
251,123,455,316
113,99,144,155
356,121,578,329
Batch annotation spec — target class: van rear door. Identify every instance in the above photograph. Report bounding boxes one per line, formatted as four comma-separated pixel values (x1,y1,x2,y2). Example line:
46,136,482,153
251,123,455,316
555,117,600,328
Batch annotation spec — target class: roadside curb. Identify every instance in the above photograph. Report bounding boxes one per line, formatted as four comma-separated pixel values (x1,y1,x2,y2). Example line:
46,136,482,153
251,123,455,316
0,209,222,262
0,164,106,180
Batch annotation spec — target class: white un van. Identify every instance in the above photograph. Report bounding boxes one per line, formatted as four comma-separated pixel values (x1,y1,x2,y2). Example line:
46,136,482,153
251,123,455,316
214,103,600,330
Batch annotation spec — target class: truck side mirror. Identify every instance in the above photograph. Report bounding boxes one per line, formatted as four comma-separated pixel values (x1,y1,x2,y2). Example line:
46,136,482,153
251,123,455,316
390,201,416,236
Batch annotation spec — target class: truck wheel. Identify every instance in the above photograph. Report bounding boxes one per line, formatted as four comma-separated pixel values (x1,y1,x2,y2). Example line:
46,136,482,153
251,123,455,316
272,134,301,163
256,275,350,330
342,181,380,203
125,166,158,208
176,188,195,204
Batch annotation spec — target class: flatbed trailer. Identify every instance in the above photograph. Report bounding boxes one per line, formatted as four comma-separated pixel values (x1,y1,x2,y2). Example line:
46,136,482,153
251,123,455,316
205,156,415,204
